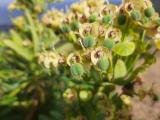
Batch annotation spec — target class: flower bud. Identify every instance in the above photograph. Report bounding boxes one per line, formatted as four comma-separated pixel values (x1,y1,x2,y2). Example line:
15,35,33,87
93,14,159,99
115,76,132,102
61,24,70,33
97,56,109,71
131,10,141,21
118,15,126,25
144,7,155,18
70,21,80,31
102,15,112,25
103,38,115,49
79,90,92,102
70,63,84,76
83,35,95,48
89,14,97,23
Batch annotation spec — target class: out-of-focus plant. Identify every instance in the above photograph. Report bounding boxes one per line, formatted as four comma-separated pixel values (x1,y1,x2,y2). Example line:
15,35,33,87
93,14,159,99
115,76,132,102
8,0,57,14
40,0,160,119
0,0,69,120
0,0,160,120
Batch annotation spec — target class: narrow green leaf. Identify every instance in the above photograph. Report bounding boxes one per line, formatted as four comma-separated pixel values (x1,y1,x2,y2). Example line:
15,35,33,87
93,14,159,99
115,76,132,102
10,30,23,46
25,10,39,53
8,82,28,97
0,96,17,105
4,40,33,61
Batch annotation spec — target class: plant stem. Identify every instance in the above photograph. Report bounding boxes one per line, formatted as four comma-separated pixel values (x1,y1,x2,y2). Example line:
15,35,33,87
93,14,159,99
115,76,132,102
121,18,130,42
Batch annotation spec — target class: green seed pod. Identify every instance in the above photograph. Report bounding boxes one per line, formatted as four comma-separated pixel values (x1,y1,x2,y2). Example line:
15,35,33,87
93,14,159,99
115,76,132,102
61,24,70,33
144,7,155,18
70,21,80,31
79,90,92,102
97,56,109,71
83,35,95,48
102,15,112,24
104,38,115,49
118,15,126,25
70,63,84,76
89,14,96,23
131,10,141,21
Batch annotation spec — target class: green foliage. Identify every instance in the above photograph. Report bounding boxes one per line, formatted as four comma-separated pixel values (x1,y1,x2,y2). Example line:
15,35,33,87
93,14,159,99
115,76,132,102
114,59,127,79
0,0,160,120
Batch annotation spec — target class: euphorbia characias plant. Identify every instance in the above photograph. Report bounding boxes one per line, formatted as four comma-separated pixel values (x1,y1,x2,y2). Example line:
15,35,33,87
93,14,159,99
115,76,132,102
0,0,160,120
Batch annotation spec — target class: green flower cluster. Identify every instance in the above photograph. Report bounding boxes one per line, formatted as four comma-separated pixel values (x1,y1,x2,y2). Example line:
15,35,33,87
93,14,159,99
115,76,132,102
37,0,160,119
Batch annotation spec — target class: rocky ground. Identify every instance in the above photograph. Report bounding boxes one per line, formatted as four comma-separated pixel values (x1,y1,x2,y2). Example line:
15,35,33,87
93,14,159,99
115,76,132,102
131,53,160,120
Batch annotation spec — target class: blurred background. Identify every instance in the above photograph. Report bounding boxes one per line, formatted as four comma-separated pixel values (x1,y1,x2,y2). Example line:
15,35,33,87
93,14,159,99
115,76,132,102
0,0,160,31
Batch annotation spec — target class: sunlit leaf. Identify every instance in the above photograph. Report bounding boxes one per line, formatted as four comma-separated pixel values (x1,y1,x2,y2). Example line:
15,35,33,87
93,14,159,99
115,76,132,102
4,40,33,61
0,96,17,105
113,42,135,56
114,59,127,79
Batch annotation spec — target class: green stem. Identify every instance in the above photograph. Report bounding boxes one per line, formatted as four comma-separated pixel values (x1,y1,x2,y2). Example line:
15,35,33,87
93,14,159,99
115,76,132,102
127,49,157,82
141,30,146,42
121,18,130,42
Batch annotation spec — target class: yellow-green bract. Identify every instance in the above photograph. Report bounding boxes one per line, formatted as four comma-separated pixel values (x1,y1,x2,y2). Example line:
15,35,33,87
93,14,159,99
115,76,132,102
114,59,127,79
113,42,135,56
